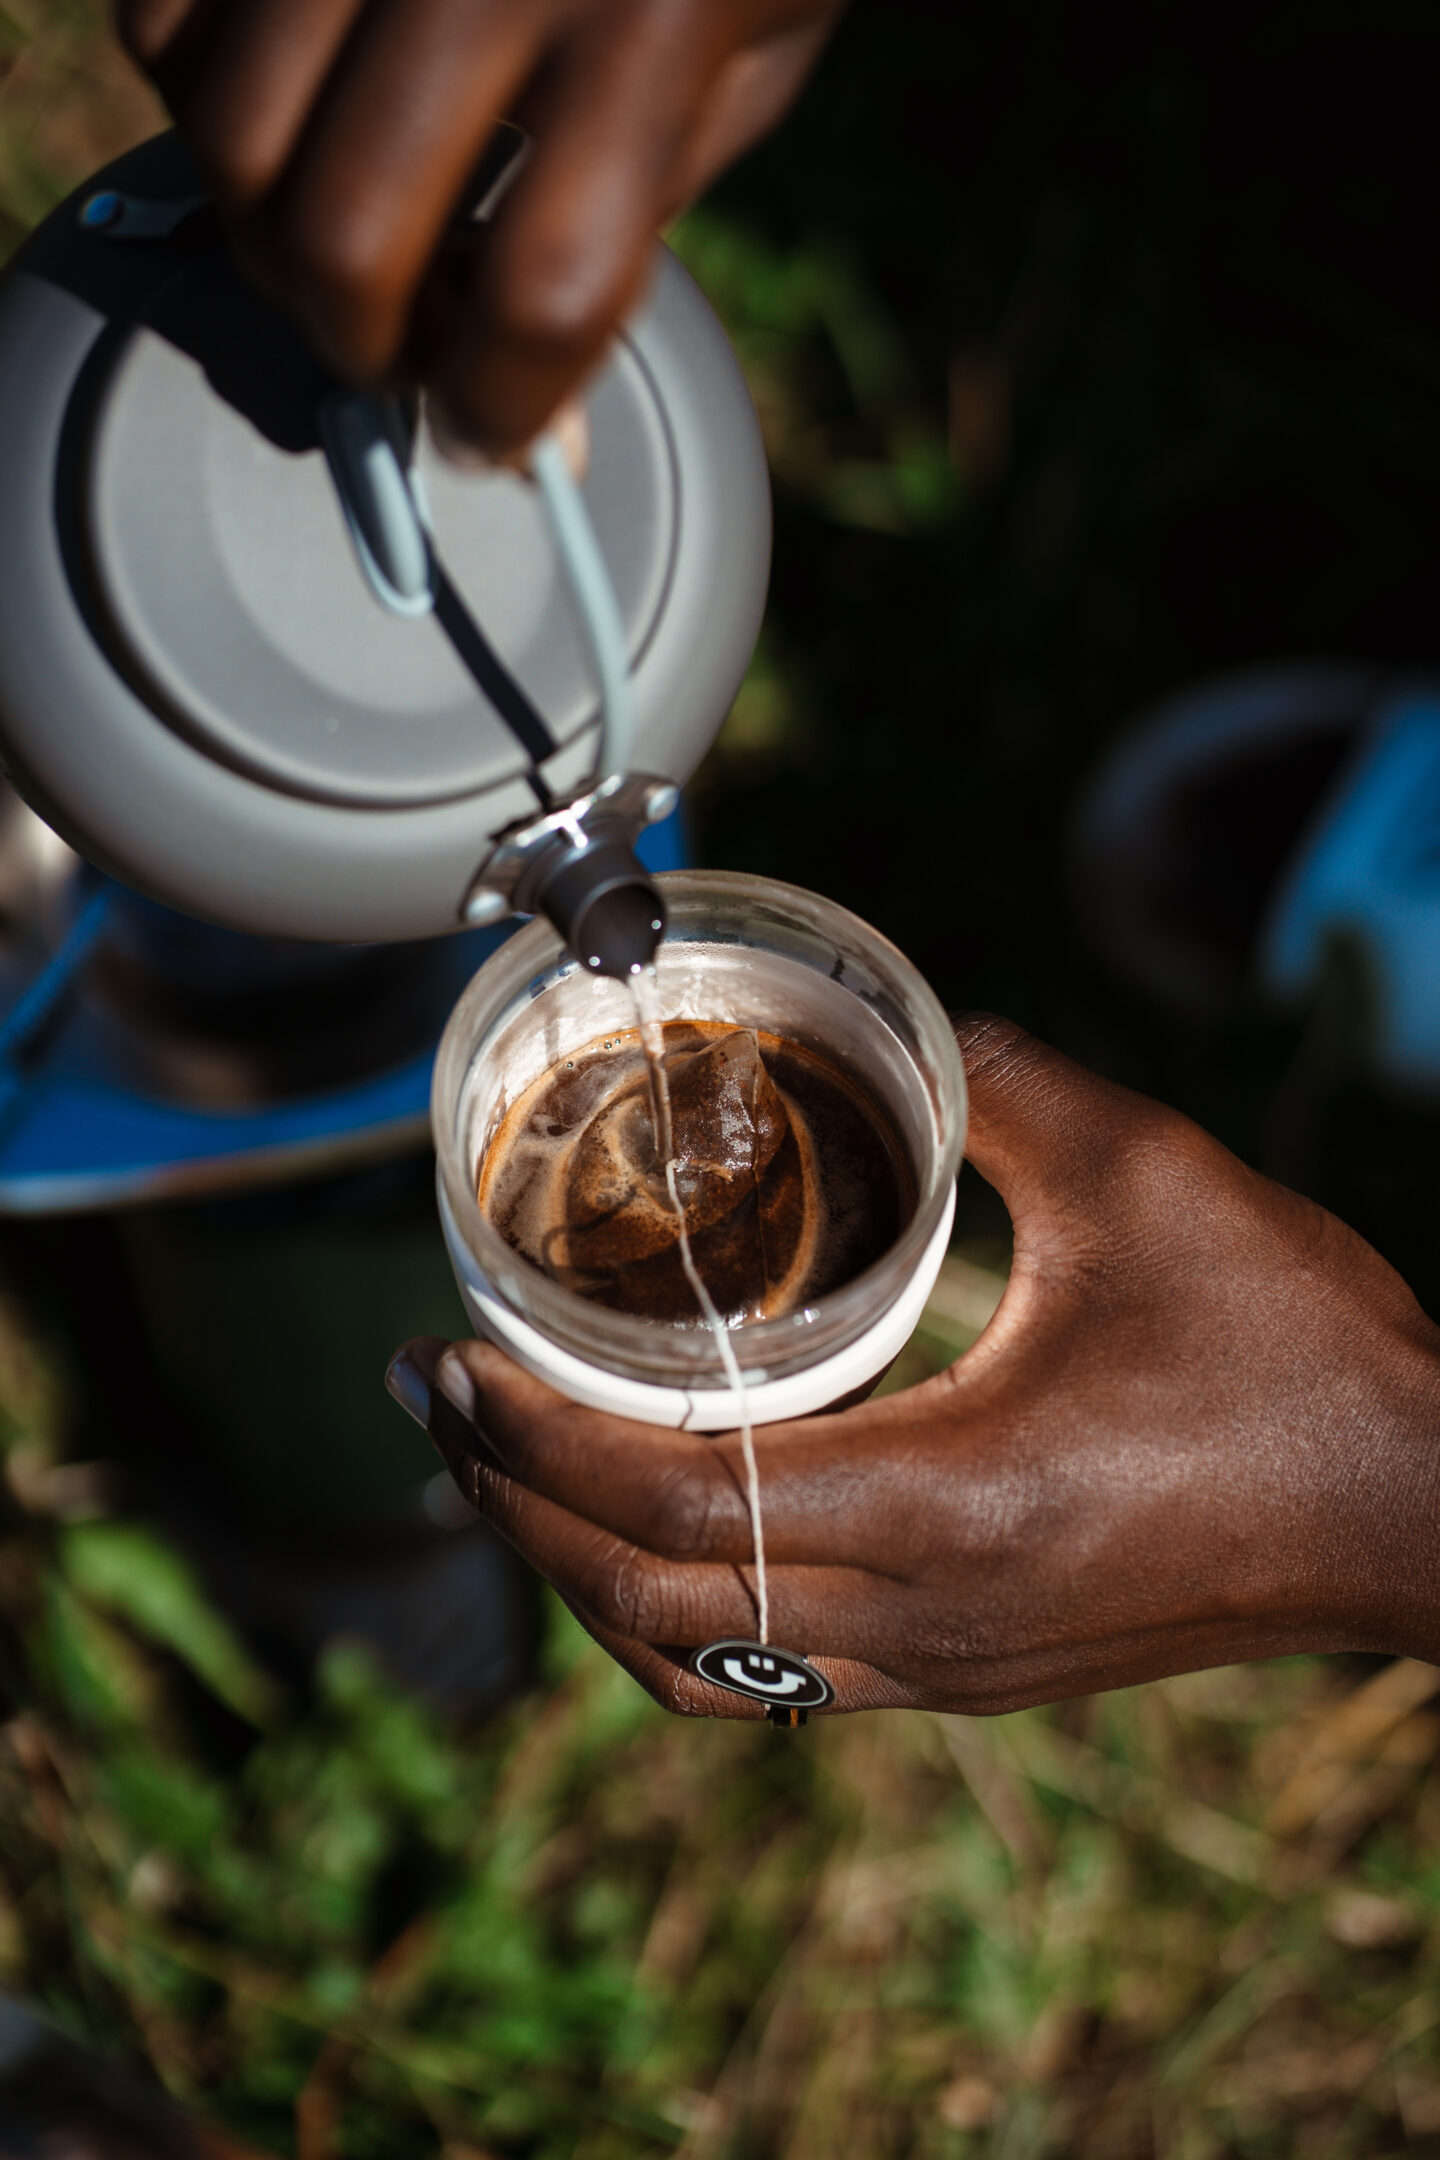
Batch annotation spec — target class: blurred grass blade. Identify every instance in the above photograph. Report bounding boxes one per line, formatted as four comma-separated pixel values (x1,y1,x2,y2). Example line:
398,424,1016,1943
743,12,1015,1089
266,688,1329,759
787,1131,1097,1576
998,1715,1273,1886
58,1519,283,1727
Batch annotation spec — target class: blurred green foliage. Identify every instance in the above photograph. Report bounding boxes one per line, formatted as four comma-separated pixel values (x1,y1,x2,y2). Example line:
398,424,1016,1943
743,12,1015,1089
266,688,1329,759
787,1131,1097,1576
2,1275,1440,2160
0,0,160,251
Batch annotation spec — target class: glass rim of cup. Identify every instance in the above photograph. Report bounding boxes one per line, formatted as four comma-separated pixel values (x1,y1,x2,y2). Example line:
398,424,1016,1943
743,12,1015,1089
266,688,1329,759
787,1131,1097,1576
432,870,967,1387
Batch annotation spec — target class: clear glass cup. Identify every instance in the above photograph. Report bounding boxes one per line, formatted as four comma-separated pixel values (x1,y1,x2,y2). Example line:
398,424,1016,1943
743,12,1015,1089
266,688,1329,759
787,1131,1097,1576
433,871,967,1416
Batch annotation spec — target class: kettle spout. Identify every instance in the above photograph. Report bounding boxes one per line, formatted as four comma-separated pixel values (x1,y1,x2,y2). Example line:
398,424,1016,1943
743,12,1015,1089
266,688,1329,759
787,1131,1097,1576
459,771,673,978
532,834,666,980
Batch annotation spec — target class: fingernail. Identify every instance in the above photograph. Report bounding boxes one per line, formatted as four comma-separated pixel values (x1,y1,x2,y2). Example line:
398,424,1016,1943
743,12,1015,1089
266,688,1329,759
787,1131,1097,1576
385,1350,430,1429
436,1347,478,1424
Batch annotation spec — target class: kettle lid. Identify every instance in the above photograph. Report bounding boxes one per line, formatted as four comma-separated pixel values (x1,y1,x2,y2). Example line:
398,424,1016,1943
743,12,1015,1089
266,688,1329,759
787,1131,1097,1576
0,134,768,941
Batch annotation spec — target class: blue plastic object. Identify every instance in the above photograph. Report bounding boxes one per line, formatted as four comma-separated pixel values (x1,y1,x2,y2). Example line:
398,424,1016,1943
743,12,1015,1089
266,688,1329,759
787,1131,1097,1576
0,883,113,1072
1260,693,1440,1089
0,803,687,1213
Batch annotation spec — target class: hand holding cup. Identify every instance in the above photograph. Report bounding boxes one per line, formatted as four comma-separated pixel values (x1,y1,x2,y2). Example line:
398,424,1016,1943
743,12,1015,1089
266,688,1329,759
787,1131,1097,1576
392,1014,1440,1716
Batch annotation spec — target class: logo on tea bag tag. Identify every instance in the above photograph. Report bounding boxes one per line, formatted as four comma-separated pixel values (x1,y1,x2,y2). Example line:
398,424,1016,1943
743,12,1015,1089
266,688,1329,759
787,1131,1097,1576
691,1639,834,1711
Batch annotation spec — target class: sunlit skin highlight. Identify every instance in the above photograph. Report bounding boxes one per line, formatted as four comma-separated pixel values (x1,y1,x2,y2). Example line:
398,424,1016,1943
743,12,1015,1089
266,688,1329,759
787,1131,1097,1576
396,1016,1440,1718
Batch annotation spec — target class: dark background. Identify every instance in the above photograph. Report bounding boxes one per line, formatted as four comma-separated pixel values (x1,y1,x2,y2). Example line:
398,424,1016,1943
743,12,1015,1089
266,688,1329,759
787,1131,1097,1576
687,0,1440,1297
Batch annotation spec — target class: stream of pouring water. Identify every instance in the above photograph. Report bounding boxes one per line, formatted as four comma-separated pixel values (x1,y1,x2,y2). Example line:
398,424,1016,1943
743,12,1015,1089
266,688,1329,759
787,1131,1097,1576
629,968,769,1646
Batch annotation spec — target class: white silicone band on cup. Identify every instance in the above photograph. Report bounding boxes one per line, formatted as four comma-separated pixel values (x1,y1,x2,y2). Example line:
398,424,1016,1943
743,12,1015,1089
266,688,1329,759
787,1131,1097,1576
438,1180,957,1431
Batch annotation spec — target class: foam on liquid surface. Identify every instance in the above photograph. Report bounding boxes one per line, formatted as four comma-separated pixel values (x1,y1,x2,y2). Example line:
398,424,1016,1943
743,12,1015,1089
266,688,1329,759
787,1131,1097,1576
480,1014,906,1325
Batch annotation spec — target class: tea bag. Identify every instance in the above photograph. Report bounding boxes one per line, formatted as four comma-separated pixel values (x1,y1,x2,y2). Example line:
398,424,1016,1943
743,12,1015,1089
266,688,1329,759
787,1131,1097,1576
558,1027,814,1321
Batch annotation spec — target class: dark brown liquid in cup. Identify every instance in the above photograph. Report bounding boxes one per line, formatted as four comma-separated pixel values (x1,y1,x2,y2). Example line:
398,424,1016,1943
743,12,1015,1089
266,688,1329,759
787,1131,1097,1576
479,1021,916,1325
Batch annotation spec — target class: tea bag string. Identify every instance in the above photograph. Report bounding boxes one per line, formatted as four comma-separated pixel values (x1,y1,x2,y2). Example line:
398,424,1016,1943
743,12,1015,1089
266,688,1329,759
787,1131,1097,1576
528,433,773,1653
664,1158,770,1647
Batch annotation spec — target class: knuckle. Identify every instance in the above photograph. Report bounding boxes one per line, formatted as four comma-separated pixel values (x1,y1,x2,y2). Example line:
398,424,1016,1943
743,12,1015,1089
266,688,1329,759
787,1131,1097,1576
282,216,373,304
185,99,283,208
1095,1102,1207,1213
115,0,177,64
650,1667,711,1719
589,1547,664,1642
488,245,635,361
644,1460,724,1561
1050,1091,1203,1248
470,1460,516,1528
952,1011,1077,1136
950,1010,1032,1072
265,197,404,358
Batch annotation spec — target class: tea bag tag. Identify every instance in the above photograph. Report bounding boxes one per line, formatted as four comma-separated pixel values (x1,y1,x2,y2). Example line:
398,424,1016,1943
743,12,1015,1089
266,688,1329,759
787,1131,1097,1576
691,1639,834,1726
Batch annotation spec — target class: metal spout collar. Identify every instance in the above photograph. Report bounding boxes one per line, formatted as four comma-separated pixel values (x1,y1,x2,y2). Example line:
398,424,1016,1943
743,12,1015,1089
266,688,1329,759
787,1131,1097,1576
523,828,666,979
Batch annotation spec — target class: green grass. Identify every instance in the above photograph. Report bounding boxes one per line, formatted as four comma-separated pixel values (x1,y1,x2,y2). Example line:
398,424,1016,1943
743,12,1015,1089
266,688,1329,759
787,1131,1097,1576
2,1271,1440,2159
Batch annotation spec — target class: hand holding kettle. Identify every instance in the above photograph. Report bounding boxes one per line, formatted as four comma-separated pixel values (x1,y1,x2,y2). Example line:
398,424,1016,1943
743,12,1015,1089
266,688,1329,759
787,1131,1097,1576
116,0,845,456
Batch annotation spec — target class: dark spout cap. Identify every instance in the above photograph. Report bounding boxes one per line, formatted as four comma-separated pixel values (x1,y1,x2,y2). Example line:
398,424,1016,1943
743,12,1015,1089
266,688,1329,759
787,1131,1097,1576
533,835,666,980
